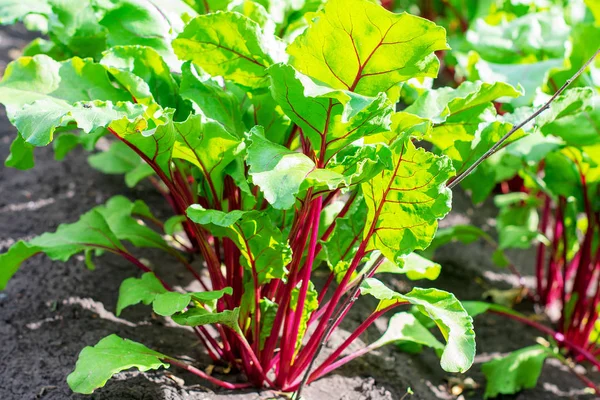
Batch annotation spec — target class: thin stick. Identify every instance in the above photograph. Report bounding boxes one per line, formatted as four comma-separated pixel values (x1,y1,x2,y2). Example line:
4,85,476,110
447,47,600,189
292,277,364,400
293,256,385,398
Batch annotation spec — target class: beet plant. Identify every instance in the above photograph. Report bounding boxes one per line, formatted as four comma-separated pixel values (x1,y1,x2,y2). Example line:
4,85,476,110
403,0,600,395
0,0,482,394
3,0,596,397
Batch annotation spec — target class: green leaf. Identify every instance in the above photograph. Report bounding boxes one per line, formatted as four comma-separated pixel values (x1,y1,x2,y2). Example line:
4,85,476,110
170,114,243,201
0,241,40,290
173,11,285,88
100,45,179,109
540,102,600,147
360,278,476,373
0,55,150,146
287,0,448,97
0,0,51,25
15,99,147,147
375,312,444,354
116,272,167,316
482,345,555,399
406,81,523,177
550,23,600,89
67,334,169,394
29,209,125,260
88,141,155,188
111,112,175,177
98,0,196,68
22,37,68,60
125,164,155,188
53,134,81,161
362,137,454,264
461,301,529,319
375,252,442,281
245,126,315,210
5,135,35,170
117,272,232,316
179,62,245,135
268,63,394,160
152,292,195,317
495,193,540,250
459,52,564,107
88,141,143,174
96,196,170,252
172,306,241,330
0,206,133,290
164,215,188,236
405,81,522,124
465,11,570,64
242,89,292,146
228,0,275,34
322,198,368,270
327,142,393,186
45,0,108,59
185,0,230,15
422,224,492,259
187,205,246,226
0,55,129,117
187,206,292,283
258,298,278,350
290,281,319,349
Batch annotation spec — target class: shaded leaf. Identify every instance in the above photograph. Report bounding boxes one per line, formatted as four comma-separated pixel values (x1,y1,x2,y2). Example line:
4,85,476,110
179,62,245,135
375,312,444,354
100,45,179,109
170,114,243,201
172,306,241,330
482,345,555,399
5,135,34,170
0,241,40,290
187,206,291,283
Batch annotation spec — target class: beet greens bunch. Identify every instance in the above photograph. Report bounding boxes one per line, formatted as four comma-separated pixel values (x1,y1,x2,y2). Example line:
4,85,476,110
0,0,506,394
400,0,600,395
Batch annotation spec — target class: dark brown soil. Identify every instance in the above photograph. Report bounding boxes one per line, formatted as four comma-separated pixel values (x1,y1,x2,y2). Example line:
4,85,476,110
0,25,597,400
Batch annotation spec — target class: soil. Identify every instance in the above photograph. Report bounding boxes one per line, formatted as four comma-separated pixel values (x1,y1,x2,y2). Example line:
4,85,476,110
0,25,598,400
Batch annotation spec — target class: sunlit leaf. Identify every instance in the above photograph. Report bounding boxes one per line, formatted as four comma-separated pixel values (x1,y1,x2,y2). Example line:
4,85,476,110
362,137,454,264
173,11,286,88
67,334,169,394
360,278,476,373
287,0,448,97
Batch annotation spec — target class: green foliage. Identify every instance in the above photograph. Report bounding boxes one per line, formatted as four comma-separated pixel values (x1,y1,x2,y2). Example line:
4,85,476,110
187,205,291,282
287,0,448,97
66,335,169,394
482,345,555,399
4,0,575,395
376,312,445,354
362,138,454,264
173,11,285,88
361,278,476,373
